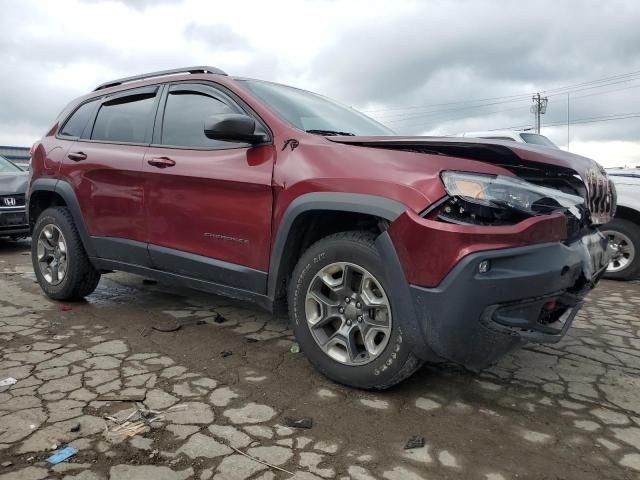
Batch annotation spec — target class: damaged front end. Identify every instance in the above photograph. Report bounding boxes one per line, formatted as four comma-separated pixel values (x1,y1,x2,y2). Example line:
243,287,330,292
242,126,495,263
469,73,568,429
328,136,618,369
432,171,587,227
428,170,612,290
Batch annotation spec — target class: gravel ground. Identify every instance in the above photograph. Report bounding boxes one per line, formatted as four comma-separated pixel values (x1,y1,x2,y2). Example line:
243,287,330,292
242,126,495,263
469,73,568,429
1,238,640,480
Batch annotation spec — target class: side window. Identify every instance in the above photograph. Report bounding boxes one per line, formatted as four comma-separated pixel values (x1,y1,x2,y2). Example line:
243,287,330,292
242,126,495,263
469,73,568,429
161,90,236,147
60,100,98,138
91,93,156,143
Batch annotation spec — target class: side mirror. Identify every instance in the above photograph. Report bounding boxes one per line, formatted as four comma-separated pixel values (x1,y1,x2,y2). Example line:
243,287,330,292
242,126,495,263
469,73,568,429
204,114,265,144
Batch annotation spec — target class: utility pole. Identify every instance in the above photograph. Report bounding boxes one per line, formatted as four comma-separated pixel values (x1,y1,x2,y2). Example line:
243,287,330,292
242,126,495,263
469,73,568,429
531,93,548,133
567,92,570,151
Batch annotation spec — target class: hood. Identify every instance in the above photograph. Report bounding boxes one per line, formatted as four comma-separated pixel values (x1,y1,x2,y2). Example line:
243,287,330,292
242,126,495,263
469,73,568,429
326,136,596,176
0,171,28,196
326,135,615,224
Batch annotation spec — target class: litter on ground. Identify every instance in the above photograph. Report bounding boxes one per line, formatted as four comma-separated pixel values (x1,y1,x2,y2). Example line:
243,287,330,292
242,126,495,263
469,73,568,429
47,446,78,464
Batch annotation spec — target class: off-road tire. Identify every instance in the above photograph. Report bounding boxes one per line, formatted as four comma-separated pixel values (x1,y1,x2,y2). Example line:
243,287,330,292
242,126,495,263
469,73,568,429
288,230,423,390
602,218,640,280
31,207,101,300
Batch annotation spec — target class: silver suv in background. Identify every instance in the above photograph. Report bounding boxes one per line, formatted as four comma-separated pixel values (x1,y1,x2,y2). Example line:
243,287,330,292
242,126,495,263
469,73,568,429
602,169,640,280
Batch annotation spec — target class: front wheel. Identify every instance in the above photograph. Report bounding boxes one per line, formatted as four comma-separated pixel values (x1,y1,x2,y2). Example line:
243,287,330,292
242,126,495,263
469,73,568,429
288,231,423,390
31,207,101,300
601,218,640,280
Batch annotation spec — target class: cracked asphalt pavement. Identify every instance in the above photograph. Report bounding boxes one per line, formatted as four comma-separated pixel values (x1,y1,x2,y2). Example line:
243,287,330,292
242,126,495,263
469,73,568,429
1,239,640,480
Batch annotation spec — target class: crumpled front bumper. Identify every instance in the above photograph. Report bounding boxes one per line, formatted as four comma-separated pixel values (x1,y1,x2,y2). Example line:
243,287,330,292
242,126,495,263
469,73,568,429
408,231,609,370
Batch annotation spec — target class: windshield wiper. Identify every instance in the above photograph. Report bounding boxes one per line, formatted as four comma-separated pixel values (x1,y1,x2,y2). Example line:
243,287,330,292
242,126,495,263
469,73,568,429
306,129,356,136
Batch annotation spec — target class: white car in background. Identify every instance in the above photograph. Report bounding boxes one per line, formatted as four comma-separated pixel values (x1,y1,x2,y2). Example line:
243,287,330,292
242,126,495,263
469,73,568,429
602,169,640,280
458,130,559,148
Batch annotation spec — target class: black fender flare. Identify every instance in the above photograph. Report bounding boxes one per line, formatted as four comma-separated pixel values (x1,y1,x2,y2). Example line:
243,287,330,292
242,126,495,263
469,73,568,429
267,192,407,298
28,178,96,257
267,192,433,360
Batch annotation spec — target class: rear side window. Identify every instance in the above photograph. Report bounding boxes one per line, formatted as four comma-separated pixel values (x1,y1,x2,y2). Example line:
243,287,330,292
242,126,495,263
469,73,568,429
520,133,558,148
60,100,98,138
479,136,515,141
91,93,156,144
161,91,236,147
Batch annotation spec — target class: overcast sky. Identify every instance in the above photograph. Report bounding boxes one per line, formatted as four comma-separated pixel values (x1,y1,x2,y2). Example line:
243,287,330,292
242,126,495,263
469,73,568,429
2,0,640,166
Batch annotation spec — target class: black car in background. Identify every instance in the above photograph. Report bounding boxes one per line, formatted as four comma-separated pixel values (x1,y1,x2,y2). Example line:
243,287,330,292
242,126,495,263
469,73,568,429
0,155,29,239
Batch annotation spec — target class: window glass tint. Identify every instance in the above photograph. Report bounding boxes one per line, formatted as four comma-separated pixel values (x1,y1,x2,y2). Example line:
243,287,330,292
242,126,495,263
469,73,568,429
91,93,155,143
242,80,393,136
0,156,21,173
479,136,515,141
162,91,235,147
520,133,558,148
60,100,98,138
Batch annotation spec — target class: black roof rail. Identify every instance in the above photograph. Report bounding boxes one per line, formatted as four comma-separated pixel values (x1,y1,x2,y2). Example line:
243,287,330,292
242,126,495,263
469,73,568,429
93,66,228,91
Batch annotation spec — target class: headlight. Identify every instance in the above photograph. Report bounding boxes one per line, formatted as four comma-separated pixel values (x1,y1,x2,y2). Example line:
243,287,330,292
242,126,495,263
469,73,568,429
432,171,585,225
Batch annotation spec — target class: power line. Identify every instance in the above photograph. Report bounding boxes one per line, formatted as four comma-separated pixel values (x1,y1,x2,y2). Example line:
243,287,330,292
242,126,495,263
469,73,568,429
362,92,532,113
486,111,640,132
362,69,640,115
546,77,640,98
542,69,640,95
381,79,640,131
371,76,640,128
378,99,531,123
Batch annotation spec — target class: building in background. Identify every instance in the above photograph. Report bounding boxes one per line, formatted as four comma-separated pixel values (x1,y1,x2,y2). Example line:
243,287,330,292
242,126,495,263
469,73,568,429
0,146,30,168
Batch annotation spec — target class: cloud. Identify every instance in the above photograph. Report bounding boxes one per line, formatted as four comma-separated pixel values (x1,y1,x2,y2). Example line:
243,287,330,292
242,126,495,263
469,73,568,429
80,0,182,10
184,22,249,50
0,0,639,166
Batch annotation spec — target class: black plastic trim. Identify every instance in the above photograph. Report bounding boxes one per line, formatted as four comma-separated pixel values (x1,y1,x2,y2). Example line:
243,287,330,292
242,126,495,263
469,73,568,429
409,238,606,370
148,243,267,293
375,231,438,362
91,237,152,268
91,258,272,311
267,192,407,299
28,179,97,258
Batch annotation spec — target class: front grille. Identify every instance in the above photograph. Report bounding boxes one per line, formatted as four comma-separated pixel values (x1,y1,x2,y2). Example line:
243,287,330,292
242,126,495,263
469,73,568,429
584,169,615,225
0,194,26,208
0,212,27,228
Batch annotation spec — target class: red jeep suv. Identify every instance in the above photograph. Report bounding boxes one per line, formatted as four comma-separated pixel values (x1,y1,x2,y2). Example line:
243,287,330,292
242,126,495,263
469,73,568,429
28,66,615,389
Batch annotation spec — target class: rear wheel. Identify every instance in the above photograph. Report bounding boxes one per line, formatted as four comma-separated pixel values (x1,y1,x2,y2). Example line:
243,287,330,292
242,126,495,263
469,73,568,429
288,231,423,389
601,218,640,280
32,207,101,300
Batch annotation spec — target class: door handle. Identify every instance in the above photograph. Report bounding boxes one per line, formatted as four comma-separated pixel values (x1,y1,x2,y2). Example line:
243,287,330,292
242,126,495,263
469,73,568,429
147,157,176,168
67,152,87,162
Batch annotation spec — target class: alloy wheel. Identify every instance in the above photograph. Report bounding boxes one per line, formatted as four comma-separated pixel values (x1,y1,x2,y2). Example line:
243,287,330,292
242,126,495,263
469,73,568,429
37,224,68,285
305,262,392,365
602,229,635,273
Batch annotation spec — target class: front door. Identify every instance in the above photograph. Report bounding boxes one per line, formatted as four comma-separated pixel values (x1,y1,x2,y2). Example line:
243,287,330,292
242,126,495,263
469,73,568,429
143,82,274,292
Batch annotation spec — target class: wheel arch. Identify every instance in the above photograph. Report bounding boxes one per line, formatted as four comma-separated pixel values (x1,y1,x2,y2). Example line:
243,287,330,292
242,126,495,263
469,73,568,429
28,179,96,257
267,193,407,305
613,205,640,227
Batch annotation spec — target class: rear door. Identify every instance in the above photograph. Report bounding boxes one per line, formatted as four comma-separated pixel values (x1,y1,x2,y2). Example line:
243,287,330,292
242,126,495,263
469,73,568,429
143,82,274,292
59,86,160,265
